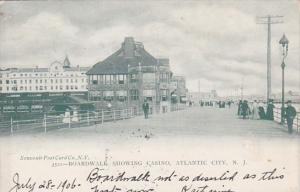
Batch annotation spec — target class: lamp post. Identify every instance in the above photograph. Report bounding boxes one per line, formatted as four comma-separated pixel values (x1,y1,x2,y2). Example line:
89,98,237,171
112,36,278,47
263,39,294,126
279,34,289,124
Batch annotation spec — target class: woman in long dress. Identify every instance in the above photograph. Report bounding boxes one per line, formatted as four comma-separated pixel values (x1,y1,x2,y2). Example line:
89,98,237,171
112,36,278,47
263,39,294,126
252,100,260,120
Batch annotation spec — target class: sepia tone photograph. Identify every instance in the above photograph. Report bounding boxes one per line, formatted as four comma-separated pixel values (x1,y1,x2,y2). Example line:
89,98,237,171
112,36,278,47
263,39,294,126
0,1,299,192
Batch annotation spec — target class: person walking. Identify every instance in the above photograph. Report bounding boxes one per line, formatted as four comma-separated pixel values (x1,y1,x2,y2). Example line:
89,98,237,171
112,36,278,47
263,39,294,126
252,100,260,120
241,100,249,119
258,100,266,119
237,100,242,117
142,99,149,119
266,99,275,120
284,100,297,134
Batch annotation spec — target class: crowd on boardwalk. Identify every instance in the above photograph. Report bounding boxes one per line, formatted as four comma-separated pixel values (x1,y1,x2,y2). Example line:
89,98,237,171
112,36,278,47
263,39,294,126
194,99,297,134
237,99,297,134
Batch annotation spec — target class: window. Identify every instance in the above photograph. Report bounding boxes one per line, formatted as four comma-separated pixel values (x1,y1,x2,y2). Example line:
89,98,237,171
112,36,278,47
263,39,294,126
36,80,38,83
66,85,69,90
40,80,42,83
104,75,112,84
0,80,2,84
92,75,98,85
60,85,63,90
116,90,127,101
6,80,9,84
130,89,139,100
118,74,126,84
103,91,114,101
0,87,2,91
29,80,32,83
39,86,43,90
160,73,169,82
45,79,47,83
143,89,155,101
20,80,23,84
161,89,168,101
143,73,155,83
25,80,27,84
71,79,73,83
130,74,138,82
66,79,69,83
90,91,101,101
60,79,62,83
51,79,53,83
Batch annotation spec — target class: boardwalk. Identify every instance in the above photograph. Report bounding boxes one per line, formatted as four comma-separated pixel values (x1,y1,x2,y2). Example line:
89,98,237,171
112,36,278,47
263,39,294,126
38,106,298,139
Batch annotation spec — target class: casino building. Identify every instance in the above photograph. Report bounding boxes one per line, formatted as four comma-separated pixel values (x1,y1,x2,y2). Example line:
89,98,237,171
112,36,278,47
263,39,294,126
87,37,178,113
0,56,90,114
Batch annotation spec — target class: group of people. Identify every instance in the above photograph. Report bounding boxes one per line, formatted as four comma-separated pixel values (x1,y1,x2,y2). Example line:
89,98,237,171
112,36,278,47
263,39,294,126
237,100,275,120
237,99,297,134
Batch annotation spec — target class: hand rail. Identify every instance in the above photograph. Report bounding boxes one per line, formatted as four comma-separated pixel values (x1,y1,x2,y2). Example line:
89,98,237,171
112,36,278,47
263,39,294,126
5,104,188,135
273,107,299,133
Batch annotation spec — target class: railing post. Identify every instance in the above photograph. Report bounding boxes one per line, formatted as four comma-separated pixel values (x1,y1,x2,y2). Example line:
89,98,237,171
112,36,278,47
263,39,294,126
123,109,125,120
44,114,47,133
87,111,90,126
113,110,116,122
69,115,71,129
10,116,13,136
101,109,104,124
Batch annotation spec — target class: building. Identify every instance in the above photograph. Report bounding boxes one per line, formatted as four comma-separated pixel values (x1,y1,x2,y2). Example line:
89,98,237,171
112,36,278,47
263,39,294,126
0,56,90,114
87,37,175,114
170,75,188,103
187,90,219,103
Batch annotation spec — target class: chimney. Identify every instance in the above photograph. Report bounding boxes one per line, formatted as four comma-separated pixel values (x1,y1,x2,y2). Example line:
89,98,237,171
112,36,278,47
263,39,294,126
123,37,135,58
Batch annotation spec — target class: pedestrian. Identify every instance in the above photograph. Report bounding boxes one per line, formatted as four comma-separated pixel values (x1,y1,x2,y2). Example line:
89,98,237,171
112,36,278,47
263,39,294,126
266,99,275,120
237,100,242,117
252,100,260,120
258,100,266,119
284,100,297,134
142,99,149,119
241,100,249,119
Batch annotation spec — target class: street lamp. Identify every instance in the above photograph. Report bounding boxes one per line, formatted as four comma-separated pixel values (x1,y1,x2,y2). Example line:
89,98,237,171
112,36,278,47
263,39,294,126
279,34,289,124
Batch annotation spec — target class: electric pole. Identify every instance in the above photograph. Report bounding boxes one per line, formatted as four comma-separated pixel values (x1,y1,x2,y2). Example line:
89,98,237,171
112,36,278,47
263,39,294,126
257,15,283,101
240,77,244,100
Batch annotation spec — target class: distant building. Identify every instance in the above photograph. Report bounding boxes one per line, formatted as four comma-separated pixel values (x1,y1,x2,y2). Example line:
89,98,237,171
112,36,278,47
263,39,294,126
170,75,188,103
87,37,177,113
187,90,218,103
0,56,90,113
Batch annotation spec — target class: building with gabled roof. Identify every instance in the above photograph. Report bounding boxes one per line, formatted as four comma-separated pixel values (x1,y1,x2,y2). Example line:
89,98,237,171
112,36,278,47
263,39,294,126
87,37,174,113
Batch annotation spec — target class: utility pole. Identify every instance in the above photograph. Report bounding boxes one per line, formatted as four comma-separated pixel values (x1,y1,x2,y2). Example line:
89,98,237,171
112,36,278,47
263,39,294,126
257,15,283,101
240,77,244,100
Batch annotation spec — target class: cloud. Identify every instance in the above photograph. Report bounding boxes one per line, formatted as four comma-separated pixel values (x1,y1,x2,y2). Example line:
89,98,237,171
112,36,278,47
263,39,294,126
0,1,299,96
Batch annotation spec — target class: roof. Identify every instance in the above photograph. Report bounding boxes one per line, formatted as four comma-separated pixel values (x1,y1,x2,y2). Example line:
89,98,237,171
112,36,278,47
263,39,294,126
87,37,168,75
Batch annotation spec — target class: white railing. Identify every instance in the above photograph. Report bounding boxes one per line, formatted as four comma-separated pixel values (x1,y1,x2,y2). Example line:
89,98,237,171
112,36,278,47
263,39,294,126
273,107,300,133
0,104,188,135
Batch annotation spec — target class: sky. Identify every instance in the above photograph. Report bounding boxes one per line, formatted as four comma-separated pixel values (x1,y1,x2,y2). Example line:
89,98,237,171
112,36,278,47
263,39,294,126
0,0,299,96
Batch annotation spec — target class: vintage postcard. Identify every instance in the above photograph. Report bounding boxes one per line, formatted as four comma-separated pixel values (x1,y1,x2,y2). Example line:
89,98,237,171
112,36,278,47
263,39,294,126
0,0,299,192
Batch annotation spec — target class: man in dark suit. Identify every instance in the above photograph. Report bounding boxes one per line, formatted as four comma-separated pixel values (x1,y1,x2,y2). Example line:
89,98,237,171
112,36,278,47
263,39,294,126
142,99,149,119
284,100,297,134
